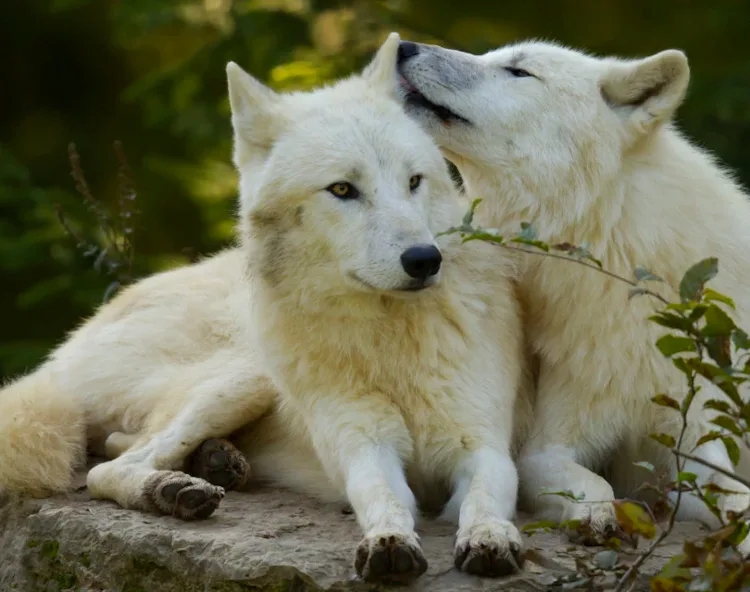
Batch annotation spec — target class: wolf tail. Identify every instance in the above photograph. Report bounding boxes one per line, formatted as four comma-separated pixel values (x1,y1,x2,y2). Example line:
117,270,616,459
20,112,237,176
0,367,86,497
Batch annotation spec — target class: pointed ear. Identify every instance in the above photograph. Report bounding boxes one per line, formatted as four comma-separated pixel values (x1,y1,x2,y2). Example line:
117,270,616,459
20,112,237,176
226,61,283,166
600,50,689,134
361,32,401,99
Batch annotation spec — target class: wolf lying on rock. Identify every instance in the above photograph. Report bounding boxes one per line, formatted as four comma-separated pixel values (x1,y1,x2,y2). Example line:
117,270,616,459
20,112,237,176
0,34,530,582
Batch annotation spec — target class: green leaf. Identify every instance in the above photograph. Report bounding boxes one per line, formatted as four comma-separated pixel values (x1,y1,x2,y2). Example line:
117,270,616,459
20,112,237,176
518,222,536,241
703,399,732,413
689,305,708,323
462,198,482,226
462,231,505,244
613,500,656,539
695,431,723,450
679,257,718,303
702,304,736,337
633,265,664,282
521,520,559,533
715,375,743,407
552,242,602,268
711,416,743,437
703,288,735,310
671,356,692,378
651,393,681,410
676,471,698,483
722,435,741,465
727,521,749,546
649,432,677,448
704,335,733,368
654,554,692,583
633,460,655,472
732,328,750,350
654,336,696,357
648,312,692,331
633,266,663,282
509,236,550,252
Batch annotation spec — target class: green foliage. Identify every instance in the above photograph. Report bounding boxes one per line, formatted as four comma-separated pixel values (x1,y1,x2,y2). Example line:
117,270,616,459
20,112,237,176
448,201,750,590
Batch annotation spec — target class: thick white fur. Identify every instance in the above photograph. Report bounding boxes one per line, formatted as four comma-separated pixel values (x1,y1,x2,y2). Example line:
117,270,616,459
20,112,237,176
0,35,529,578
398,39,750,548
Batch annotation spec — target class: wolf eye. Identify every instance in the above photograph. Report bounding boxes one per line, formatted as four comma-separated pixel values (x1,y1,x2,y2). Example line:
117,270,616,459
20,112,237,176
326,182,359,200
409,174,423,192
504,66,533,78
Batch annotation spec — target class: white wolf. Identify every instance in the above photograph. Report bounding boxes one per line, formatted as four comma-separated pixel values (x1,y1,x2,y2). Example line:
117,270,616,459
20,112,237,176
396,39,750,550
0,34,530,581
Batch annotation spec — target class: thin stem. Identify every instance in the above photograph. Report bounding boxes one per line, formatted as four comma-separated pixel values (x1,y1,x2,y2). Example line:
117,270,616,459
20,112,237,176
672,449,750,491
496,242,671,306
614,372,695,592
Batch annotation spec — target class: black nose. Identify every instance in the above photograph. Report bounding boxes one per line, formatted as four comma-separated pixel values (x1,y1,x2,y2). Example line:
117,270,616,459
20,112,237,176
400,244,442,280
397,41,420,64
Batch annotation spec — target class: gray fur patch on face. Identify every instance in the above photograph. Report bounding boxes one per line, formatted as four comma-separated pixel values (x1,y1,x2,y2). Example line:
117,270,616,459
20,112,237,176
402,44,484,93
249,210,286,287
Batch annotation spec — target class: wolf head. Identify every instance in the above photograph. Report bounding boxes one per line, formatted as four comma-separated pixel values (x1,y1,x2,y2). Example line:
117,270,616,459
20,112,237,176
396,40,690,231
227,34,459,303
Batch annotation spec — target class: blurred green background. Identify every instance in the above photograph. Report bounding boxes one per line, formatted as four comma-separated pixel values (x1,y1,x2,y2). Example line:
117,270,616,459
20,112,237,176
1,0,749,381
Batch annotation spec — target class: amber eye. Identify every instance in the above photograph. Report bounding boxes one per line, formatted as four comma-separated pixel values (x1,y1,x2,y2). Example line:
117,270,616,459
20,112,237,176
409,174,423,192
326,182,360,200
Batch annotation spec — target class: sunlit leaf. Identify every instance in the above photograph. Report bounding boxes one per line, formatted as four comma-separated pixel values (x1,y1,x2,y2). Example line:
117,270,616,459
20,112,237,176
613,500,656,539
721,435,741,465
711,416,743,436
650,432,677,448
703,288,735,310
702,304,736,337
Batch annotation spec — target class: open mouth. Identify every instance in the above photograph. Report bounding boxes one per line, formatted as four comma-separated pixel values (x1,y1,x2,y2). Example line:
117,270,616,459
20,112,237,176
397,70,470,125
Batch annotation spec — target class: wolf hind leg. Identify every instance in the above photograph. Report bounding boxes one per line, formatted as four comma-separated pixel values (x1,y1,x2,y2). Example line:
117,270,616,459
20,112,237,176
87,364,276,519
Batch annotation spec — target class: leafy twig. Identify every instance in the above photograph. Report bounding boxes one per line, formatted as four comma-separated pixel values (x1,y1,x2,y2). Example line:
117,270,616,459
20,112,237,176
671,449,750,491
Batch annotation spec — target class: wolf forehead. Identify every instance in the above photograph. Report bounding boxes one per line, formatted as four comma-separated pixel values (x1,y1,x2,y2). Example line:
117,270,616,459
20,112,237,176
402,40,605,87
266,101,444,175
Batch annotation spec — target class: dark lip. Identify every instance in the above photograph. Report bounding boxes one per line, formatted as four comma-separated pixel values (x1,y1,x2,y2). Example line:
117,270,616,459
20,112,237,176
349,272,435,293
397,68,471,125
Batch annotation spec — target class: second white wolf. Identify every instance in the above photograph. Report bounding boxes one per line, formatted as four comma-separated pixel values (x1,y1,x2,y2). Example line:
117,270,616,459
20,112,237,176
396,36,750,554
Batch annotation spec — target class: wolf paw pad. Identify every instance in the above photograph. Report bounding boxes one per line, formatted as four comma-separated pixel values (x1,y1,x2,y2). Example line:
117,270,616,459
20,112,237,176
454,521,524,577
566,501,638,548
188,438,250,491
144,471,224,520
354,533,428,584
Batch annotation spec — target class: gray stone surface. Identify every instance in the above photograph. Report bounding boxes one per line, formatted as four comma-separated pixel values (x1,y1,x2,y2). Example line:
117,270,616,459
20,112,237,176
0,472,708,591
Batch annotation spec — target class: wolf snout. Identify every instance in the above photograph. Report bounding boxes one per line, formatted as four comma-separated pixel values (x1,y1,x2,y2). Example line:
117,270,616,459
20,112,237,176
400,244,442,280
397,41,420,64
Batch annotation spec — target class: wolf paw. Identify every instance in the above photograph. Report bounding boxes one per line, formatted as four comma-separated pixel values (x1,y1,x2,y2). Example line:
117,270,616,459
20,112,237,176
143,471,224,520
354,532,428,584
188,438,250,491
565,501,638,548
454,521,524,577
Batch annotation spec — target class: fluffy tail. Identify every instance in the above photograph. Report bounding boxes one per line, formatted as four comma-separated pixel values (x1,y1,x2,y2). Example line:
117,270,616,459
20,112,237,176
0,368,86,497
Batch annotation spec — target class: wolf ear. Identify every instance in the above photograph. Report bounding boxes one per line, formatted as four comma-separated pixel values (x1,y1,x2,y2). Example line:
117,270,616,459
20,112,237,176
362,32,401,99
226,61,283,166
600,50,689,135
